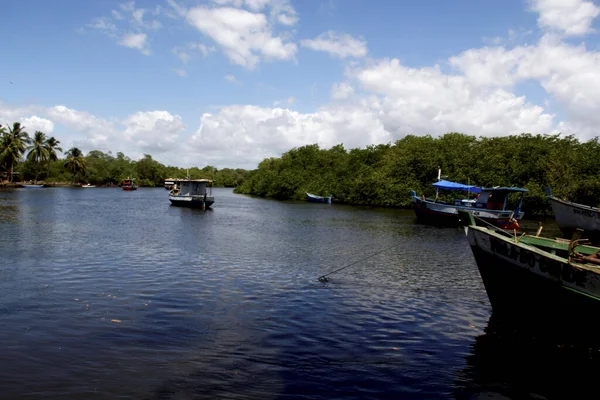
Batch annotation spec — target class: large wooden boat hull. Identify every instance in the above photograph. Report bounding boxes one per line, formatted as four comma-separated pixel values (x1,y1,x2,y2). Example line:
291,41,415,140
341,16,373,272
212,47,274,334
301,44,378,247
169,195,215,208
548,195,600,238
465,225,600,320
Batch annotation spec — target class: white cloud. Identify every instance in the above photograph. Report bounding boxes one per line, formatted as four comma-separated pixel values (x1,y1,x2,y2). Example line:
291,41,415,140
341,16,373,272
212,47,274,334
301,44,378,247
301,31,368,58
119,33,150,55
225,75,242,85
166,0,187,17
112,10,123,20
530,0,600,36
186,6,297,69
123,111,186,153
47,106,114,134
19,116,55,134
448,34,600,139
174,69,187,77
172,43,215,63
331,82,354,100
210,0,298,25
87,18,117,34
189,105,389,168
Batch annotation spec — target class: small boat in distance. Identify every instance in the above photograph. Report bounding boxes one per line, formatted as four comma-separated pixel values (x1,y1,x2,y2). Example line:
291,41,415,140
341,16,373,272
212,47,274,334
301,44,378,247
122,178,137,191
306,192,332,204
545,187,600,239
23,184,44,188
82,183,96,188
169,179,214,209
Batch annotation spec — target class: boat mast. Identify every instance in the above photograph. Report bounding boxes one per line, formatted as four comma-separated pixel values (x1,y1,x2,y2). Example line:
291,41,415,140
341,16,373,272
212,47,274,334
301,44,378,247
436,167,441,201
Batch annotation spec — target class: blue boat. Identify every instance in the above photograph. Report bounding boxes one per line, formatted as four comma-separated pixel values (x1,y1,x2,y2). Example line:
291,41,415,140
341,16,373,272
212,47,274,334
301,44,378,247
23,184,44,188
306,192,332,204
411,178,527,230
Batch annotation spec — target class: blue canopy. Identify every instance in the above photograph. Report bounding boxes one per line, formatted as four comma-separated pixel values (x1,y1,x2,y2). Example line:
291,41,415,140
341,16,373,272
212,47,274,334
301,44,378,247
432,180,482,193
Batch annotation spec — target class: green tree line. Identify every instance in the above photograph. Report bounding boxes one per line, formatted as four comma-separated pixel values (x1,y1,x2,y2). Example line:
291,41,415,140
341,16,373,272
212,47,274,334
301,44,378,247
0,123,250,187
234,132,600,215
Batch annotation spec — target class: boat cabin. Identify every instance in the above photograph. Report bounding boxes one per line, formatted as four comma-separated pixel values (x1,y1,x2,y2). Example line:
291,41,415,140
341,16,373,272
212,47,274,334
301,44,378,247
171,179,212,196
474,187,528,211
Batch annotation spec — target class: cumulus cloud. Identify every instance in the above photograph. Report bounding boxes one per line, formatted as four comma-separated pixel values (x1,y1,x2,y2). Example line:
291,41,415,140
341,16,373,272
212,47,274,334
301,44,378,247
530,0,600,36
301,31,368,58
188,104,389,167
123,111,186,153
118,33,150,55
8,0,600,169
186,6,297,69
19,116,55,134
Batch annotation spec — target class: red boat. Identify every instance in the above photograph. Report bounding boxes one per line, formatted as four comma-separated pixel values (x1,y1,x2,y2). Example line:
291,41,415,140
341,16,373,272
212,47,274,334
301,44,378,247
122,178,137,191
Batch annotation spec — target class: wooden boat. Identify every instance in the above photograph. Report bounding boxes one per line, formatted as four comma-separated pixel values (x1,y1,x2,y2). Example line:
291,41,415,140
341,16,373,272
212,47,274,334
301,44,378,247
545,187,600,238
121,178,137,191
306,192,332,204
461,210,600,321
411,180,527,230
169,179,214,209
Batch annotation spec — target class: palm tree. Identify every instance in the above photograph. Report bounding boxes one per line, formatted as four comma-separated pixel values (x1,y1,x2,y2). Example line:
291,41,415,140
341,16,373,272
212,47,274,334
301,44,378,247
26,131,50,183
45,136,62,181
64,147,87,184
0,124,7,181
0,122,30,182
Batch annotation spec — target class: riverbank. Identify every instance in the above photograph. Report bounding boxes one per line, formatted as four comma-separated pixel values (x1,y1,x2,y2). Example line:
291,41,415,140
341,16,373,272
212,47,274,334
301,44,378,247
0,182,120,188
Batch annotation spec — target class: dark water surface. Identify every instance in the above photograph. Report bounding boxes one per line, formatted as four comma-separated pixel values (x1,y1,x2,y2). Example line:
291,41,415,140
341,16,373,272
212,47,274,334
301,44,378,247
1,187,599,399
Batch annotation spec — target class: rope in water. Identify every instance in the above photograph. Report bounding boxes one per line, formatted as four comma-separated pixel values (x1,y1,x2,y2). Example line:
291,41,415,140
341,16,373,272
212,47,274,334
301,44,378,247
318,240,408,282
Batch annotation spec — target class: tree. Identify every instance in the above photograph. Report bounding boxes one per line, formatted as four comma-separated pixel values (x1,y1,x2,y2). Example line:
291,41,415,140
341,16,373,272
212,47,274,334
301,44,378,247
26,131,50,182
64,147,87,184
45,136,63,180
0,122,30,182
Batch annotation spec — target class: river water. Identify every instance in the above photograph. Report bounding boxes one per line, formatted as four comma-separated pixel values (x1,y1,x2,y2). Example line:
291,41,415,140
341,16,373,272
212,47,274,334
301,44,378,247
1,187,599,399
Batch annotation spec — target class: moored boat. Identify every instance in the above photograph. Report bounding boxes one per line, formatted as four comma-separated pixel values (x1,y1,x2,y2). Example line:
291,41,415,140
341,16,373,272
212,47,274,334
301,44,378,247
122,178,137,191
306,192,332,204
23,184,44,188
545,187,600,239
169,179,214,209
411,182,527,230
461,211,600,321
82,183,96,188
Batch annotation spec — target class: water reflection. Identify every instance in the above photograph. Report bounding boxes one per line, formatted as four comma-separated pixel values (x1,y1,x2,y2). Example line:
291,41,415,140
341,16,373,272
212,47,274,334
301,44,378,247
0,190,19,224
455,313,600,400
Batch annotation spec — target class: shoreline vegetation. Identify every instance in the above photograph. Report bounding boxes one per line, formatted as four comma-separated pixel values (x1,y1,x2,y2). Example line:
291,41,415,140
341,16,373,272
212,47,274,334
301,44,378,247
4,121,600,216
233,133,600,216
0,122,250,189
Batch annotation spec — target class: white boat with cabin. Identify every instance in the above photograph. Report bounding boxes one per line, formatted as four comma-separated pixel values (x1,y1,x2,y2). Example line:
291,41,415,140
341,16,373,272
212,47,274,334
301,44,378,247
169,179,214,209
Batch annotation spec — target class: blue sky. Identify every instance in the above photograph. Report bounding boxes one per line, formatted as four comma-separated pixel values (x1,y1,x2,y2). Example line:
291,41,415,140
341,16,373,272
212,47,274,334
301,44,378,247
2,0,600,168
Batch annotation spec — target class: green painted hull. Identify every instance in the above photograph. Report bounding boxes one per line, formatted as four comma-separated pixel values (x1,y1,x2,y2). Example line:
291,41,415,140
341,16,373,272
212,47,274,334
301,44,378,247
470,245,600,319
463,210,600,326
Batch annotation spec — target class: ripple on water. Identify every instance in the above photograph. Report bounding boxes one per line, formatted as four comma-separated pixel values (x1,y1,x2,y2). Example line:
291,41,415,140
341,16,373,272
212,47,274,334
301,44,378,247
0,188,586,399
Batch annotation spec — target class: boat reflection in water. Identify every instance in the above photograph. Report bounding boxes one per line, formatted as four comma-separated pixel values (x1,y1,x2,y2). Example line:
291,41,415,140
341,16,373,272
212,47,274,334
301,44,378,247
455,313,600,400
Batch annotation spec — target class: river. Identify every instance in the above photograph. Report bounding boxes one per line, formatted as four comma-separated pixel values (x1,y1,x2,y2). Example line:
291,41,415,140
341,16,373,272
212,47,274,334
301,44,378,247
1,187,598,399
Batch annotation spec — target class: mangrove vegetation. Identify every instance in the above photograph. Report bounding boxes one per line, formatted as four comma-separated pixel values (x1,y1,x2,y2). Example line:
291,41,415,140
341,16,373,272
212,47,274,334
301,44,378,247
234,132,600,215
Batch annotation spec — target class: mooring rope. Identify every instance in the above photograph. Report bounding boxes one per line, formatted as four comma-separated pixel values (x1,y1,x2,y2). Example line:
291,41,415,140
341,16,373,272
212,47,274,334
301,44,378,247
317,240,409,282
